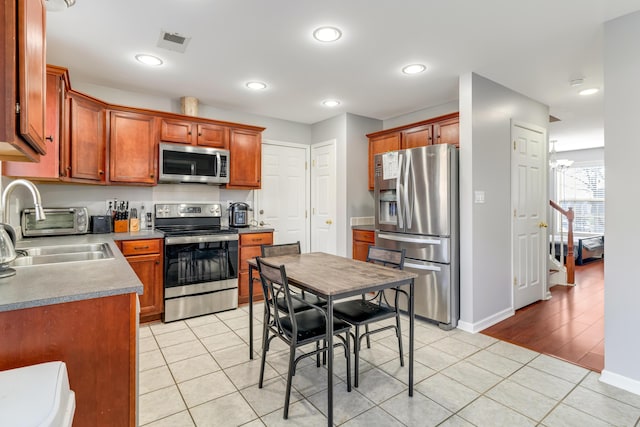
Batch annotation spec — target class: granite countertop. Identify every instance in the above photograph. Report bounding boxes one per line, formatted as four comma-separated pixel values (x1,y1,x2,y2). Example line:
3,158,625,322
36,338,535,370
0,234,146,313
237,227,275,233
351,224,375,231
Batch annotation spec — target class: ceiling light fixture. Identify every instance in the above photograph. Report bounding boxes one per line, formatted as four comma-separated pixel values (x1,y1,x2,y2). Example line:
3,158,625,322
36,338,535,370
579,88,599,96
322,99,341,107
313,26,342,42
45,0,76,12
135,54,163,66
246,81,267,90
402,64,426,75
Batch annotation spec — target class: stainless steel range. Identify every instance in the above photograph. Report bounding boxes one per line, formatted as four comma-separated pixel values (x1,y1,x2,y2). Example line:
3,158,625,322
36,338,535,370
155,203,238,322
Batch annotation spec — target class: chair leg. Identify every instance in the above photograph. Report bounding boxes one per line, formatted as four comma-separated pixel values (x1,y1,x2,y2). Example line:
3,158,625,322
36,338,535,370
259,329,269,388
316,341,321,367
283,345,296,419
322,339,327,365
365,324,372,348
345,331,352,392
354,325,360,388
396,313,404,367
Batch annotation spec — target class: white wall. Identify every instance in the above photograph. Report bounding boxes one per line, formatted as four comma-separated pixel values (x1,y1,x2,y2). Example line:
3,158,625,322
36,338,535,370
383,100,459,129
555,147,604,165
458,72,549,332
601,10,640,395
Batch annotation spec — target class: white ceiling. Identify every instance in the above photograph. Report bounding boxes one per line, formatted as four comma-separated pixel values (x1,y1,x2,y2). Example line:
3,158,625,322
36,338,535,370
45,0,640,152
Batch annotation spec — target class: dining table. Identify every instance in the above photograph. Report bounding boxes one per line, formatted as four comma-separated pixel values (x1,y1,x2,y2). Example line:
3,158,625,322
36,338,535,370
246,252,417,426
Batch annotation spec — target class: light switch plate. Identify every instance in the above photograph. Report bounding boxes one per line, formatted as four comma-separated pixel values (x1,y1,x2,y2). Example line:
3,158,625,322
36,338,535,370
474,191,485,204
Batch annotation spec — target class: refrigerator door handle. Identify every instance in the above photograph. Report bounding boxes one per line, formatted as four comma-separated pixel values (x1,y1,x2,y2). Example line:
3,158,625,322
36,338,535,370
397,153,404,229
405,262,442,272
377,233,442,245
404,153,412,228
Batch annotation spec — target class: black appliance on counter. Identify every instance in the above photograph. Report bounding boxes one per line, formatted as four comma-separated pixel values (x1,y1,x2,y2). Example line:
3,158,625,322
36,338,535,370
155,203,238,322
228,202,250,228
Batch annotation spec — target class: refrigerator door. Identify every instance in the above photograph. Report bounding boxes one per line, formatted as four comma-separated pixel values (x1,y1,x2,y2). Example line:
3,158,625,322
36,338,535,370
376,231,450,264
405,145,455,237
383,258,457,329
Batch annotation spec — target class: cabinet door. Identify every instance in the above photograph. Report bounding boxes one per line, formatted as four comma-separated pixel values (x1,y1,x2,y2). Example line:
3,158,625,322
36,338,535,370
434,117,459,147
68,92,106,182
160,118,194,144
109,110,157,185
352,229,375,262
127,253,164,323
3,68,64,179
227,128,262,189
17,0,46,155
197,123,229,148
368,132,401,190
402,125,432,149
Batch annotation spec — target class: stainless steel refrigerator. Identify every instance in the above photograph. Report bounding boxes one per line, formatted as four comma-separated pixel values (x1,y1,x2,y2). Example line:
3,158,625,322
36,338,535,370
375,144,459,330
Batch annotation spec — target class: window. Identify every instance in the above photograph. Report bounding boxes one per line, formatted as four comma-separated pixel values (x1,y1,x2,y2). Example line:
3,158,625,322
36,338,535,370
556,163,605,234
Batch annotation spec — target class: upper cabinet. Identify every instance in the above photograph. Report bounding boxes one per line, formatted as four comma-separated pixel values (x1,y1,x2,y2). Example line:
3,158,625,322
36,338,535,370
366,113,459,189
226,128,262,189
109,109,158,185
67,91,107,183
0,0,46,161
160,118,229,148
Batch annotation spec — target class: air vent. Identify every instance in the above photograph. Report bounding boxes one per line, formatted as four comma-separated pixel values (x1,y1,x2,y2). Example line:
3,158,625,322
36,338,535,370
157,30,191,53
549,115,561,123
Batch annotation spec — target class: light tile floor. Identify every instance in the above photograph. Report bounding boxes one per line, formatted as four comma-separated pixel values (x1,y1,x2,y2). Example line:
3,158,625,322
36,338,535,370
139,304,640,426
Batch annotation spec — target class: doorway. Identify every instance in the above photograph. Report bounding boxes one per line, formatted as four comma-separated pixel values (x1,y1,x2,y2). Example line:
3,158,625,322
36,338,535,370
310,139,337,254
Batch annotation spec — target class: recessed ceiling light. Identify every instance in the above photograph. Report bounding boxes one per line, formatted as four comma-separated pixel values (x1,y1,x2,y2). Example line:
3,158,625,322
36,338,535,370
402,64,426,75
246,81,267,90
313,26,342,42
135,54,163,66
579,88,599,96
322,99,341,107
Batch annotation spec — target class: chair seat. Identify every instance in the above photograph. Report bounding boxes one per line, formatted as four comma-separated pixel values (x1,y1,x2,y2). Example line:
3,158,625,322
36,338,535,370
276,294,327,313
333,299,397,325
279,310,351,343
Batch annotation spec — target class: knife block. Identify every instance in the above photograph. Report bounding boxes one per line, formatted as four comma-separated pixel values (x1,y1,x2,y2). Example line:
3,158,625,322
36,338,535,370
129,218,140,232
114,219,129,233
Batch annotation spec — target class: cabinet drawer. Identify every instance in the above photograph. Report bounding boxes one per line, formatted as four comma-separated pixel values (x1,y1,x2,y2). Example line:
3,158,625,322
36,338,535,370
121,239,161,256
353,229,375,243
240,232,273,246
239,245,262,270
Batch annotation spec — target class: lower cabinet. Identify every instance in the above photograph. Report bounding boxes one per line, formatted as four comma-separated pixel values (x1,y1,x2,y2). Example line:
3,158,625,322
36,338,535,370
238,231,273,304
353,229,375,262
0,293,138,426
117,238,164,323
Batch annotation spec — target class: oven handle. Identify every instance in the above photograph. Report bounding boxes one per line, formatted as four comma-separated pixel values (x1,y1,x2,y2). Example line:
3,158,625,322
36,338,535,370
165,234,239,245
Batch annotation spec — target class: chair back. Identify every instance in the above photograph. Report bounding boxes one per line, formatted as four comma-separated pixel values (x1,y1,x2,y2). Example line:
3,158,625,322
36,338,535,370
256,257,298,340
261,241,301,257
366,246,405,270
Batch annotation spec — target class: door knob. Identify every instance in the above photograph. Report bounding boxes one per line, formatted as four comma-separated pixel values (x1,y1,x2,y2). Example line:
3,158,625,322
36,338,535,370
538,222,548,228
326,219,333,225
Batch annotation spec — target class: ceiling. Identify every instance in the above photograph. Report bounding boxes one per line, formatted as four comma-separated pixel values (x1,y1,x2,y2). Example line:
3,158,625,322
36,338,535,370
45,0,640,152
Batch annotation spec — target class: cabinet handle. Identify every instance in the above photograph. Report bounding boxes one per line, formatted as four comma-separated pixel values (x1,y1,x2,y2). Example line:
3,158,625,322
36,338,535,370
156,261,160,265
45,135,53,142
188,131,192,135
134,246,150,250
98,170,105,175
198,132,202,136
150,173,155,178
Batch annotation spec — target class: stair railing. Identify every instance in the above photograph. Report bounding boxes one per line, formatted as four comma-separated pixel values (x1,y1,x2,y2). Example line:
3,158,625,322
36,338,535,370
549,200,575,285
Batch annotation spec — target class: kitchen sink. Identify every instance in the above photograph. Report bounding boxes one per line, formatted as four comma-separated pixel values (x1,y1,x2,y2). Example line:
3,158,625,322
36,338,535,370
11,243,114,267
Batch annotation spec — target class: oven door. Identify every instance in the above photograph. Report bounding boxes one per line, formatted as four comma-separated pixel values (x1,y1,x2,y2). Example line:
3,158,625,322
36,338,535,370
163,234,238,321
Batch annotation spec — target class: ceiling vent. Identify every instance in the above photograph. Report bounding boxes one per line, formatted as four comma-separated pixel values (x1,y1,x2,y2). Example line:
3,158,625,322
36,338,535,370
549,115,561,123
157,30,191,53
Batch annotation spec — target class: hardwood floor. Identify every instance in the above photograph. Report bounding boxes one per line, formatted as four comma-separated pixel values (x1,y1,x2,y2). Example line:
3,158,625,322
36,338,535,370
482,259,604,372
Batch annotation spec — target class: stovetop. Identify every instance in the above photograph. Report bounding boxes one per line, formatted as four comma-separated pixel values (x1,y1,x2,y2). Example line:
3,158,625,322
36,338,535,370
155,224,238,237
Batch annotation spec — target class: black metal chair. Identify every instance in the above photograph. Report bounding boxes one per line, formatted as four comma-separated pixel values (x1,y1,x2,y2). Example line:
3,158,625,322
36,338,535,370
332,246,407,387
256,257,351,419
261,242,326,311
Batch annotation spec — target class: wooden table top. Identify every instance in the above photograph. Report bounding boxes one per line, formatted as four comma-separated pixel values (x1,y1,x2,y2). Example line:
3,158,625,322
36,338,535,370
248,252,417,298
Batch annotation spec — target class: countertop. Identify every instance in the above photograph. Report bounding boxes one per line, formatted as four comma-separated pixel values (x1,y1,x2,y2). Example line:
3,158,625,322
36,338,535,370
237,227,275,234
0,234,145,313
351,224,375,231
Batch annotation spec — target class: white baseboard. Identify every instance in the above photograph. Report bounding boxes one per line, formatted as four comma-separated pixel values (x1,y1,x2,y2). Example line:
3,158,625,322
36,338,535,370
457,307,515,333
600,369,640,396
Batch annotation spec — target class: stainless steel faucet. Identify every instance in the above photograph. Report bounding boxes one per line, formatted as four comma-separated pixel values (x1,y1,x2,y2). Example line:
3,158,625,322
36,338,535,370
0,179,46,224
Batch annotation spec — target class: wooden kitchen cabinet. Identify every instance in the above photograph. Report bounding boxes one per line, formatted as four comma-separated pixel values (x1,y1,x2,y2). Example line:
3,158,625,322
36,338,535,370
109,109,158,185
352,229,375,262
238,231,273,304
66,91,107,183
118,238,164,323
3,65,69,180
160,118,229,148
227,128,263,189
0,0,46,162
367,112,459,189
0,293,138,426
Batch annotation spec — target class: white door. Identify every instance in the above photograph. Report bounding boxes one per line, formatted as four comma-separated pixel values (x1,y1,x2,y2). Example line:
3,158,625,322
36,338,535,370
255,141,310,251
512,121,548,309
311,140,336,254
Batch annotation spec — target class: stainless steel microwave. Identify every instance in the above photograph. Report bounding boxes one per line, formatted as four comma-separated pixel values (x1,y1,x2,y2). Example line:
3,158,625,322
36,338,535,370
22,207,89,237
159,143,230,184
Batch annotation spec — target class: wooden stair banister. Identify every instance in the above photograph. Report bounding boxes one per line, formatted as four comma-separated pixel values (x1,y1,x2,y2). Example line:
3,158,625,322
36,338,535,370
549,200,575,284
